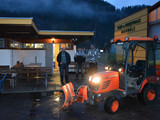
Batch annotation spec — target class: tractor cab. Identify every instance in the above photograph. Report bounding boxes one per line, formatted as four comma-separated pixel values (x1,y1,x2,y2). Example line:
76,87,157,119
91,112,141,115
106,37,160,93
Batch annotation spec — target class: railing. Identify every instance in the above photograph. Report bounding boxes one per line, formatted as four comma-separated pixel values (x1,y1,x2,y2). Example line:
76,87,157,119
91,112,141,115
0,73,7,92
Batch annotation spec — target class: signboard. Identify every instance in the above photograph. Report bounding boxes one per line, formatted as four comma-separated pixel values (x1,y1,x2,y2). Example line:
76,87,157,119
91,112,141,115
114,8,148,38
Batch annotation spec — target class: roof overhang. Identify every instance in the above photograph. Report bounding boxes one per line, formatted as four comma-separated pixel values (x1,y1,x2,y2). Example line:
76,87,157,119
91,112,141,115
149,1,160,12
0,17,94,41
112,37,153,43
0,17,38,39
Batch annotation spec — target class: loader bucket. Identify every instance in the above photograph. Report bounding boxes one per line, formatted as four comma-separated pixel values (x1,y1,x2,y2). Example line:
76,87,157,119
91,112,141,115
61,82,76,110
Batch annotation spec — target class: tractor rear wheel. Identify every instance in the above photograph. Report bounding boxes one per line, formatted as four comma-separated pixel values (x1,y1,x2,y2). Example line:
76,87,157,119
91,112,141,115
104,97,119,114
137,84,157,105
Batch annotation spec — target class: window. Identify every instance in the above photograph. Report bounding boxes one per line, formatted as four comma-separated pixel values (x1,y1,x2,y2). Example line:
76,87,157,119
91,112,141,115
35,43,45,48
23,43,45,49
23,43,34,48
10,40,22,48
60,43,71,49
0,38,5,48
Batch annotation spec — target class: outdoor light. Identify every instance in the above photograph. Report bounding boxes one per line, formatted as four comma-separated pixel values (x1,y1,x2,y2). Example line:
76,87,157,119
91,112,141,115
125,37,129,41
72,38,78,42
92,77,100,83
51,38,55,42
100,50,104,53
110,39,114,43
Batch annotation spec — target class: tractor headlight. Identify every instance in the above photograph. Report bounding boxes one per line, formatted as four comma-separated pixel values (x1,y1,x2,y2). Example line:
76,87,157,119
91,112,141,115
92,77,100,83
104,66,111,71
119,68,124,72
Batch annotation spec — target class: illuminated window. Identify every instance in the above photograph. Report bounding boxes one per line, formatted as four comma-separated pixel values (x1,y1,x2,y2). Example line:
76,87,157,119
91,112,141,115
35,43,45,48
24,43,45,49
10,40,22,48
60,43,71,49
0,38,5,48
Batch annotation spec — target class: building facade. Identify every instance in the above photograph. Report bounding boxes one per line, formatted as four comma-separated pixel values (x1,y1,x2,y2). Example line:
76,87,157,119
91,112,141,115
114,1,160,39
0,17,94,73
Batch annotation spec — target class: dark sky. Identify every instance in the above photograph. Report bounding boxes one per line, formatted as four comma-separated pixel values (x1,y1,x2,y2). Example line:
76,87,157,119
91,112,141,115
0,0,95,18
105,0,159,9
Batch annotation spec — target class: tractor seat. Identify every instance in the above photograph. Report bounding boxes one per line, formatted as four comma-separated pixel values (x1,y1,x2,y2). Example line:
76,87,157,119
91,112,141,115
129,60,146,71
135,60,146,70
128,60,145,77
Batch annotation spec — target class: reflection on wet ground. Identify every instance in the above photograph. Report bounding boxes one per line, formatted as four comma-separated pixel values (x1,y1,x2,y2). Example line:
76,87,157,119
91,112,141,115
0,63,160,120
0,92,160,120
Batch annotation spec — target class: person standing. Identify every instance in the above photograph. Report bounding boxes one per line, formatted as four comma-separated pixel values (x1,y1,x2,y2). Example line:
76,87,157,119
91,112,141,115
88,44,100,74
74,48,86,79
57,47,71,85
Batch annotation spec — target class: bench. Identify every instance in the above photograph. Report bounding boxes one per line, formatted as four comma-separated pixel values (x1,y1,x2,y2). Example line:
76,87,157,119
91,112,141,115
69,62,89,72
0,66,10,73
10,67,52,88
0,66,13,89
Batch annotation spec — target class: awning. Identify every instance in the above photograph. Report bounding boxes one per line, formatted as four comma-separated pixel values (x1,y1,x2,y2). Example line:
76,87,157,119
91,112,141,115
0,17,94,41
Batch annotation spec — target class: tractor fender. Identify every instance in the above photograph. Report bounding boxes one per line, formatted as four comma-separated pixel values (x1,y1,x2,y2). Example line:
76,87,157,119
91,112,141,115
139,79,148,93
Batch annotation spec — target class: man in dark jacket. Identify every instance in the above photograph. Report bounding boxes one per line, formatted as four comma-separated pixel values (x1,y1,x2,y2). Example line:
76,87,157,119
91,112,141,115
57,47,71,85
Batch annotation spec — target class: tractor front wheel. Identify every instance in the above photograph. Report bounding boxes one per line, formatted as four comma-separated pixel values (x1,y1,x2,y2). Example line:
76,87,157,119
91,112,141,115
137,84,157,105
104,97,119,114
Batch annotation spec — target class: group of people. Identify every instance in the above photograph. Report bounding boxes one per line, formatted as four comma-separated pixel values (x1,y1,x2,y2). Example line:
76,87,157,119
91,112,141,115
57,44,100,85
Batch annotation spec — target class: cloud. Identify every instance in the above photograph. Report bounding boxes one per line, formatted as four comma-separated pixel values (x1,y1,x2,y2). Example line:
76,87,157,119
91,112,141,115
0,0,95,18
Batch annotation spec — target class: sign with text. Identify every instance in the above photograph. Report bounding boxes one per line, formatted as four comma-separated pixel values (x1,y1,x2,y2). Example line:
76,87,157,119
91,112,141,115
114,8,148,38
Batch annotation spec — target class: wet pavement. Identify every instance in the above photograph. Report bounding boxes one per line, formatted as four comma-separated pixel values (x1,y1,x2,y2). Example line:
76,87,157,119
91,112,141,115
0,92,160,120
1,63,160,120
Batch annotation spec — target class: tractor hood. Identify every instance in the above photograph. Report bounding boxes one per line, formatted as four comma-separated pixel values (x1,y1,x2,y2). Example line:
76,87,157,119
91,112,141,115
91,71,119,80
89,71,119,94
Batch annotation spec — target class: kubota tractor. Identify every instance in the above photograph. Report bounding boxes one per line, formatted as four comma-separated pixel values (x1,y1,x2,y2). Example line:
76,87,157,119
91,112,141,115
61,37,160,114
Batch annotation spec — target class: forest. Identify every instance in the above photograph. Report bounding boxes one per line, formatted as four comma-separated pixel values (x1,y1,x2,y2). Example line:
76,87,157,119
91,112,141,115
0,0,148,48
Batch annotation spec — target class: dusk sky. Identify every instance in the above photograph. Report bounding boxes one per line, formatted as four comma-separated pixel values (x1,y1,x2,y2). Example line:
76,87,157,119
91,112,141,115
105,0,159,9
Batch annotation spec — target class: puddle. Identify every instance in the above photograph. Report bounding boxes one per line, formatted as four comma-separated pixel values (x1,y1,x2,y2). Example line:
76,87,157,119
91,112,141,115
28,92,62,119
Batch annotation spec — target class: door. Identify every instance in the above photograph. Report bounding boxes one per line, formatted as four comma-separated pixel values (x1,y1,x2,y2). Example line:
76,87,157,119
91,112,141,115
126,42,147,90
53,44,60,70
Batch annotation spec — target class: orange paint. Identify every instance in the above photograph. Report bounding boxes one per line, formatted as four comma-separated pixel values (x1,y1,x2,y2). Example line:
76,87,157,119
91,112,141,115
61,82,76,110
139,79,148,93
27,73,29,82
111,100,119,112
90,71,119,94
113,37,153,43
147,89,156,101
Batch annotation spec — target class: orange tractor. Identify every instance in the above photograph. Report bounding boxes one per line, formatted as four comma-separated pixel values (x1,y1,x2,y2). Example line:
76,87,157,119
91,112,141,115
61,37,160,114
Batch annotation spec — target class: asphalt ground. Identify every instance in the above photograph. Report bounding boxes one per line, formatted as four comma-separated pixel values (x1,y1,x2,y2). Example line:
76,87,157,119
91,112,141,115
0,91,160,120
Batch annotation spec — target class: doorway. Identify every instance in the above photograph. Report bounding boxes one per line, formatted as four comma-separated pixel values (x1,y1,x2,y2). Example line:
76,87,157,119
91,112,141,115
53,44,60,71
